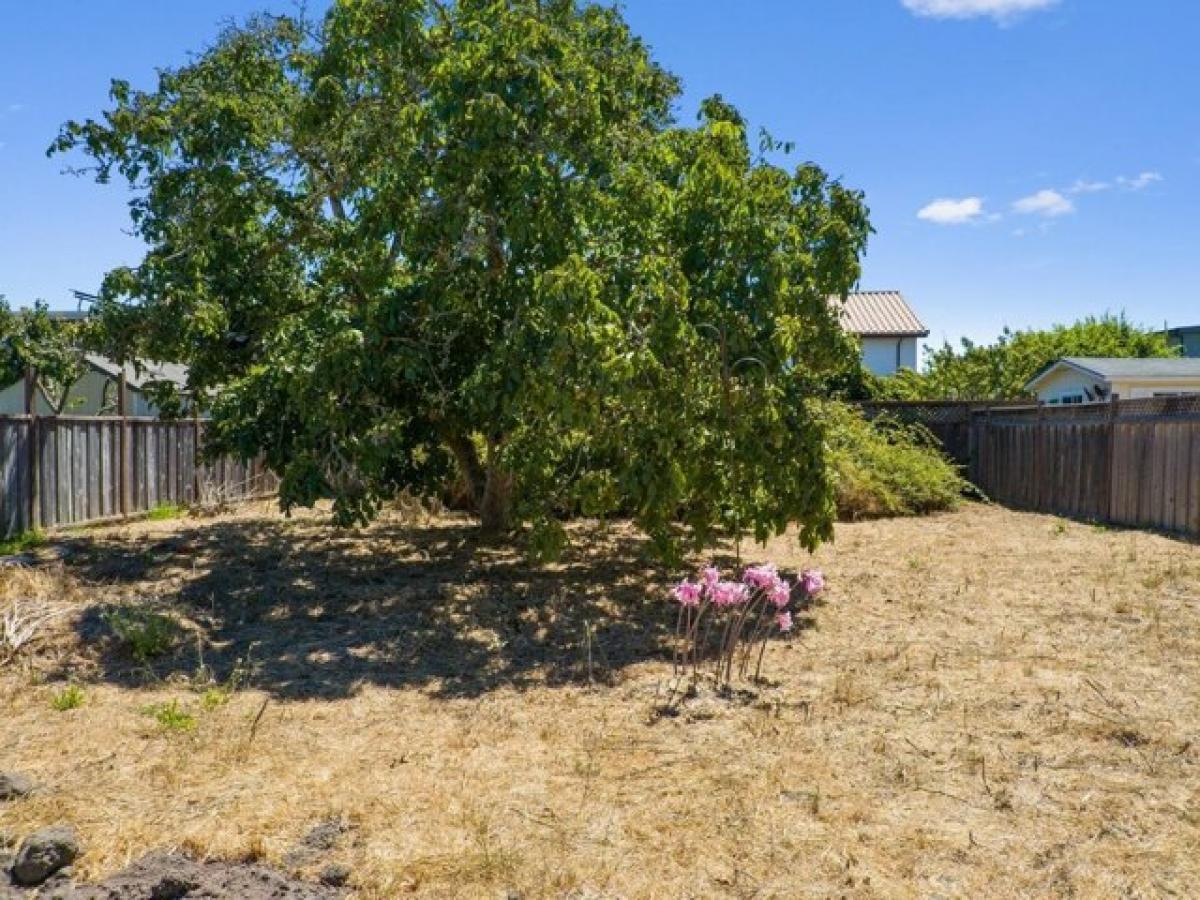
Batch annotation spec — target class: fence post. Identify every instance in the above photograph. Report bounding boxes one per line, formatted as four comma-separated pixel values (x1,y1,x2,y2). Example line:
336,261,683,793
1035,401,1045,511
24,368,40,531
1105,397,1118,523
118,371,129,518
192,410,201,506
967,404,976,482
983,404,993,491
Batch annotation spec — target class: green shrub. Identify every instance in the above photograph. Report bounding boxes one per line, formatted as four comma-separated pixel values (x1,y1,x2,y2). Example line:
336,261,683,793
141,699,197,732
50,684,85,711
822,402,969,520
103,607,179,661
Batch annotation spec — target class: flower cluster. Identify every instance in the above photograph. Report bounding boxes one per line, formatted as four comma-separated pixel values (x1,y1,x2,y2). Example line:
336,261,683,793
669,561,826,686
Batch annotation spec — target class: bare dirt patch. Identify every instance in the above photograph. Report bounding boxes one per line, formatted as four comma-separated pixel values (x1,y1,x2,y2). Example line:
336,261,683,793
0,851,344,898
2,502,1199,898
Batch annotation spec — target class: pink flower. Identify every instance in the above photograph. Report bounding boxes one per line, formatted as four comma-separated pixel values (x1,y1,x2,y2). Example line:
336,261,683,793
742,563,778,590
711,580,749,607
701,565,721,591
776,611,794,632
768,578,791,609
800,569,825,597
673,580,702,608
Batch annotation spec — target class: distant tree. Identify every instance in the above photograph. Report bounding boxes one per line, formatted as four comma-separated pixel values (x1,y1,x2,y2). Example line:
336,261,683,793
0,299,91,414
52,0,870,558
874,314,1177,401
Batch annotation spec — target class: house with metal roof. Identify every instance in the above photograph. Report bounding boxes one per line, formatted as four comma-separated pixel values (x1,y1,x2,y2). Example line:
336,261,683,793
833,291,929,376
1025,357,1200,404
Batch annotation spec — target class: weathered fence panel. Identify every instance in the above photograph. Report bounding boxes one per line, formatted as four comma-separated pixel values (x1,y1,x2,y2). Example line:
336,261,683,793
0,415,277,539
0,419,32,538
859,397,1200,537
969,396,1200,537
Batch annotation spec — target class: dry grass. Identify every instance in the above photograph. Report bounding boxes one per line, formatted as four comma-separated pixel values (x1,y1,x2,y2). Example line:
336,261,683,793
2,502,1199,898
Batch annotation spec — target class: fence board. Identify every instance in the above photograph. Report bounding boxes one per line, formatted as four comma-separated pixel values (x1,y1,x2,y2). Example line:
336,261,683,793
0,415,277,539
0,420,31,537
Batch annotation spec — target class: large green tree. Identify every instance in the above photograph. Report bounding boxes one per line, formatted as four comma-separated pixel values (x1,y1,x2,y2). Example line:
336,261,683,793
53,0,870,557
876,314,1177,401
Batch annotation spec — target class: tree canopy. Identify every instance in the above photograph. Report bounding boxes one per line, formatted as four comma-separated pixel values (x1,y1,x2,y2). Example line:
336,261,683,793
53,0,871,558
875,314,1177,401
0,299,92,414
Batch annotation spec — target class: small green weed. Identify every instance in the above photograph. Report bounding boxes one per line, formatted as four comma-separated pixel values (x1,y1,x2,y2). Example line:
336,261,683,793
104,607,179,661
145,503,186,522
200,686,231,711
142,699,197,732
50,684,85,711
0,529,46,557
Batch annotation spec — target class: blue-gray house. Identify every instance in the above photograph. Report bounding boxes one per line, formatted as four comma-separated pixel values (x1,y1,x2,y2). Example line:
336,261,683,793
1167,325,1200,358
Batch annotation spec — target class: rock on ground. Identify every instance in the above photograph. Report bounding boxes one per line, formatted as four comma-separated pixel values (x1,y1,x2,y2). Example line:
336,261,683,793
11,826,79,886
23,853,345,899
0,774,34,802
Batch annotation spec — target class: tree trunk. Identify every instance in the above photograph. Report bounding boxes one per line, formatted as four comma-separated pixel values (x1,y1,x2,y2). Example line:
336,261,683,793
479,459,514,535
480,433,513,535
444,431,486,510
444,430,514,533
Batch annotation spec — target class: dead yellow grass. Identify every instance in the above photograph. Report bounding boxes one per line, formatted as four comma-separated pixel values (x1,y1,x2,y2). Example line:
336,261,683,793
2,502,1199,898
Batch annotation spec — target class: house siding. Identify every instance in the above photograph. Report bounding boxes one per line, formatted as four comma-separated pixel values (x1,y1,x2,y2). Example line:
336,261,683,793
1031,365,1200,403
0,372,162,416
1169,330,1200,358
861,336,919,377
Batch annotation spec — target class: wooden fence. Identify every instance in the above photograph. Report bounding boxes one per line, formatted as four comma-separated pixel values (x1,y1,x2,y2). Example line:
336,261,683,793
1,415,278,539
860,397,1200,537
968,396,1200,536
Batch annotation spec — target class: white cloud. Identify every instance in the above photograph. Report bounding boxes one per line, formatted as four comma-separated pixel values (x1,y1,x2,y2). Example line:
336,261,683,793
1117,171,1163,191
1013,189,1074,217
901,0,1058,22
1068,179,1110,194
917,196,987,225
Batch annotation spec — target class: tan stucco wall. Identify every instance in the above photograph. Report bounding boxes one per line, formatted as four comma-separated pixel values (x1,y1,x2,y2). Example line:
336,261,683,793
1109,378,1200,399
1032,366,1200,402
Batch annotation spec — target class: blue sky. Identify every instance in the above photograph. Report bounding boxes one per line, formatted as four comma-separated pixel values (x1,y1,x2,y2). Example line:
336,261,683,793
1,0,1197,349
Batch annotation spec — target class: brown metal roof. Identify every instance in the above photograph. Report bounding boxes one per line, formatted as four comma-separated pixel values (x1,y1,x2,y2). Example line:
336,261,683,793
832,291,929,338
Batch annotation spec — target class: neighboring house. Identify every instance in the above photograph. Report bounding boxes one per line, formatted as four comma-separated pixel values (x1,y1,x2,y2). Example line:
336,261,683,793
0,354,190,417
1025,357,1200,404
834,290,929,376
1166,325,1200,358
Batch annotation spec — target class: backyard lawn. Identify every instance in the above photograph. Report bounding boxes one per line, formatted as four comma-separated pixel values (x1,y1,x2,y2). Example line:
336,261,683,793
2,502,1198,898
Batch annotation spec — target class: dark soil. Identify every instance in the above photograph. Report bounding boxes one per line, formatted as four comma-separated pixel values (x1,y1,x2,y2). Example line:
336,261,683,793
3,852,345,899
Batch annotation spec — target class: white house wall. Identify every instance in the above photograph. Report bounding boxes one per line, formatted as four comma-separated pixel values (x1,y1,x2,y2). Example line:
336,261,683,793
860,336,919,377
1032,367,1104,403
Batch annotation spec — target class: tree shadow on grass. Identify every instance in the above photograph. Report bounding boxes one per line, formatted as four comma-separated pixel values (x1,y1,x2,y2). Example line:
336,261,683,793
55,511,689,700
